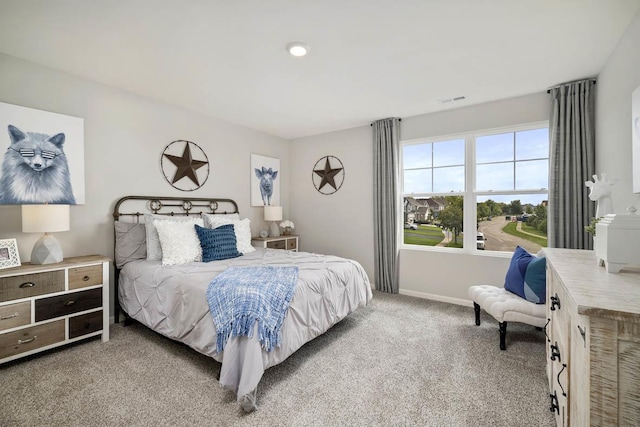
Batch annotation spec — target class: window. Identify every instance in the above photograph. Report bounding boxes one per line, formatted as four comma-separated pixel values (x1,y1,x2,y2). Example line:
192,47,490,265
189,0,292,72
401,123,549,254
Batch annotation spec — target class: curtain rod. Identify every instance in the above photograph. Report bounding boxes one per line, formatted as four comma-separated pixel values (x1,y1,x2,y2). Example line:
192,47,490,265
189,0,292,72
370,118,402,127
546,79,596,93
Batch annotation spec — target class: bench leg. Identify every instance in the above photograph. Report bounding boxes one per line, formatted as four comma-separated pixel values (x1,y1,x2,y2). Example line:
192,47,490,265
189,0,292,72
473,302,481,326
499,322,507,350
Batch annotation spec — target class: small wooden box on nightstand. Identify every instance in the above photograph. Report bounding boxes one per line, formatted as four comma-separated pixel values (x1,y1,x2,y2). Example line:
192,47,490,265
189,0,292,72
0,255,110,364
252,235,299,252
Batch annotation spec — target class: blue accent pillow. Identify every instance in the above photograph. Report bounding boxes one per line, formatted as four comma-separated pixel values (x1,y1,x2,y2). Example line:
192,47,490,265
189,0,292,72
195,224,242,262
504,246,547,304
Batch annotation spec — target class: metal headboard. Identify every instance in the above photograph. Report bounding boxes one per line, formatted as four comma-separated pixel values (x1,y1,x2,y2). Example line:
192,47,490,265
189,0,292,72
112,195,239,324
113,195,239,222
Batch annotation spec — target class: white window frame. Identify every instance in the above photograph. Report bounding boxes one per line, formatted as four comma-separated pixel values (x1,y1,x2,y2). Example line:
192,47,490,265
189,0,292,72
399,121,549,255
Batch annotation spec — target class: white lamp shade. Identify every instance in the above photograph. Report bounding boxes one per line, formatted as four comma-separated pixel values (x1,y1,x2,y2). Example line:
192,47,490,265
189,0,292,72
264,206,283,222
22,205,70,233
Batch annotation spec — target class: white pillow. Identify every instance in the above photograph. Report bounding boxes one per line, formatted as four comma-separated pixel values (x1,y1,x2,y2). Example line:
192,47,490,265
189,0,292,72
145,214,202,261
153,218,204,265
202,212,240,223
204,216,255,254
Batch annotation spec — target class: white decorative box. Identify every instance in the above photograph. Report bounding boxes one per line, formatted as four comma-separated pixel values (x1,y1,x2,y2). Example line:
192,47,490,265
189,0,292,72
595,213,640,273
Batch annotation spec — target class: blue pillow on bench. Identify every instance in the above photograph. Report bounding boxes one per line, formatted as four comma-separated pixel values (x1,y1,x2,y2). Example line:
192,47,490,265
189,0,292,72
504,246,546,304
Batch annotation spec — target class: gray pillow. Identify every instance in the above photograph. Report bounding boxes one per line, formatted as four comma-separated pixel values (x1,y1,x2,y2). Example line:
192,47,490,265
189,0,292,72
114,222,146,268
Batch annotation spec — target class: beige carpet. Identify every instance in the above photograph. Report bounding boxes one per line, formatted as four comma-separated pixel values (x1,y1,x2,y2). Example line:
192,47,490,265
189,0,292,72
0,291,554,426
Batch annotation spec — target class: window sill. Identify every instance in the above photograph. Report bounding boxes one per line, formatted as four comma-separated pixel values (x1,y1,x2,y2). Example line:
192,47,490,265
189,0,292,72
399,244,514,258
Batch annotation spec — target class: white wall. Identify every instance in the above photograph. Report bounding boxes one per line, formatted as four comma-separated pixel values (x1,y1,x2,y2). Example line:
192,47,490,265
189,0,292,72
0,54,290,315
290,125,374,278
291,93,550,303
596,10,640,212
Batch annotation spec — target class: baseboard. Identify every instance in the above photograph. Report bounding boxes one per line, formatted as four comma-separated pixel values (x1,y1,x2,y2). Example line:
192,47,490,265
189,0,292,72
399,288,473,307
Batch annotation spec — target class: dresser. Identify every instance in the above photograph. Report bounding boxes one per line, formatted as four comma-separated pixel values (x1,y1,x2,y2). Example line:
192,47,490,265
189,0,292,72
251,235,298,251
0,255,110,364
542,248,640,426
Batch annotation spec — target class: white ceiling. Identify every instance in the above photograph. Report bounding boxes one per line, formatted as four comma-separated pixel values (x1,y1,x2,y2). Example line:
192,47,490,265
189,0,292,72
0,1,639,139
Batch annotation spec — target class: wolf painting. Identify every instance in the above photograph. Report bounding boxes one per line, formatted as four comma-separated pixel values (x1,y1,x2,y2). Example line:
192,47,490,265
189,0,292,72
0,125,76,204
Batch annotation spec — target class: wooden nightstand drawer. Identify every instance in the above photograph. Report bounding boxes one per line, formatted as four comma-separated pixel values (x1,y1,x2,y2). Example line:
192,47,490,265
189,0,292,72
0,301,31,331
0,271,65,303
69,310,103,339
35,288,102,322
0,319,65,359
0,255,110,365
266,240,286,250
69,265,103,290
286,238,297,250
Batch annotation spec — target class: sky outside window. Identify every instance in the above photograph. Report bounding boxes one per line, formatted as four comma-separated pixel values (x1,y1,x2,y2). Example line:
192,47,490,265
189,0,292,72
433,139,464,166
476,133,513,163
516,128,548,160
476,128,549,192
402,139,465,194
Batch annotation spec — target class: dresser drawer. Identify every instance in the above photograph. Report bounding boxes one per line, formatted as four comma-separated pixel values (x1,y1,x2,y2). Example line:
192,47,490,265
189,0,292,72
0,319,65,359
69,264,103,290
286,238,297,250
266,240,286,250
0,301,31,331
35,288,102,322
69,310,103,339
0,271,65,303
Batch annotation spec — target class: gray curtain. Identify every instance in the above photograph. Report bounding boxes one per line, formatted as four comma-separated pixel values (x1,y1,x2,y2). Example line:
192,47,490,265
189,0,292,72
372,118,401,293
548,79,596,249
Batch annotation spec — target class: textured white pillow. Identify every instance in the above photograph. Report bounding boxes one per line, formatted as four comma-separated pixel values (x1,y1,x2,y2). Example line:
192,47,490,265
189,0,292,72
145,214,202,261
202,212,240,223
153,218,204,265
204,216,255,254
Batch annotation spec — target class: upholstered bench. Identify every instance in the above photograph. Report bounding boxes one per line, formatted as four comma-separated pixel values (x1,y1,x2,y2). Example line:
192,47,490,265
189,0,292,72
468,285,547,350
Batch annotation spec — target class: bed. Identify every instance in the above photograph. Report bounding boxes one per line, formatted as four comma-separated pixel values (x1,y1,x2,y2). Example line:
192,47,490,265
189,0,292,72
113,196,372,411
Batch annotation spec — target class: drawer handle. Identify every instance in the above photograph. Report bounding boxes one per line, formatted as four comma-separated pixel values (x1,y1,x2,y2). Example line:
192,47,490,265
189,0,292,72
82,275,90,281
550,342,561,363
577,325,586,344
0,312,19,320
557,363,567,397
549,391,559,415
19,281,36,288
18,335,37,344
64,300,76,306
543,318,551,343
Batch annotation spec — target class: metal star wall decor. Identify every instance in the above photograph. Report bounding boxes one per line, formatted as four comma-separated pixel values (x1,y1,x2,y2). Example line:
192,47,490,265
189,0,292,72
160,140,209,191
312,155,345,195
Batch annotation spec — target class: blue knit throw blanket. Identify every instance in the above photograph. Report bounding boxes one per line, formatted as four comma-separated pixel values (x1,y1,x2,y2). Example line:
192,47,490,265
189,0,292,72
206,266,299,353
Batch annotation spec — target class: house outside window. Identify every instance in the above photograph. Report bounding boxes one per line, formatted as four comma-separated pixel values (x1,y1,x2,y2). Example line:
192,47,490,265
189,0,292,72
401,122,549,254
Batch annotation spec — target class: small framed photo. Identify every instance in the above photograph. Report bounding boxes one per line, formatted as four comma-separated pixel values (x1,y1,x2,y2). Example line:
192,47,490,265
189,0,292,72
0,238,21,270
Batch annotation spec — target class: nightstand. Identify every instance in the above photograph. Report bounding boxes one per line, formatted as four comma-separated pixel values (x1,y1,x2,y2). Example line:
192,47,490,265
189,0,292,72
252,235,298,251
0,255,110,364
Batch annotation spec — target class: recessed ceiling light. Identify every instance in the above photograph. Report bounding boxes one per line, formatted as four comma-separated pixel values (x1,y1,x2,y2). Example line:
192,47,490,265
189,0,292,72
286,42,310,57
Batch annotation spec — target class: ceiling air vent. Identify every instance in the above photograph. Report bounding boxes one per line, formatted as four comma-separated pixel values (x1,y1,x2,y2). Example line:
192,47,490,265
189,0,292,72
438,96,466,104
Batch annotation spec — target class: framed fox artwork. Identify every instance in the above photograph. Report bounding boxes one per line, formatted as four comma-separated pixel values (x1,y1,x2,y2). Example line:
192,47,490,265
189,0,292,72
0,102,85,205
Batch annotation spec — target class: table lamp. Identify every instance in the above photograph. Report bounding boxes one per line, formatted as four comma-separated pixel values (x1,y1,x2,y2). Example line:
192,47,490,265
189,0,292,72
22,204,70,264
264,206,283,237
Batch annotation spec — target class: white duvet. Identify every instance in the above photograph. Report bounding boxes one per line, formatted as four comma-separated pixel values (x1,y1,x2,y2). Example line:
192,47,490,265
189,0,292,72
118,247,372,411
